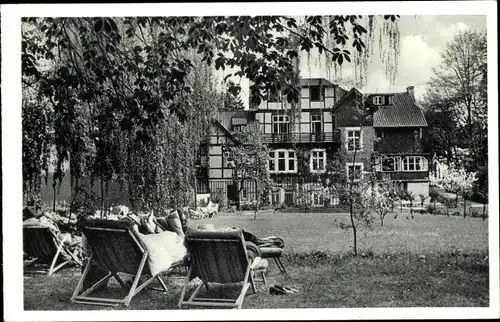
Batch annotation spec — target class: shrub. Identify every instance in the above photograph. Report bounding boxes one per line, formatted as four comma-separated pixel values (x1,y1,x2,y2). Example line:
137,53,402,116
240,203,253,211
470,209,482,218
443,198,456,209
429,186,440,203
426,204,436,214
210,189,226,209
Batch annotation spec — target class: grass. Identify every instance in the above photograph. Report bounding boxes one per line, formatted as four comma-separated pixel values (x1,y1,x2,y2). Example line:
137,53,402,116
197,211,488,254
24,211,489,310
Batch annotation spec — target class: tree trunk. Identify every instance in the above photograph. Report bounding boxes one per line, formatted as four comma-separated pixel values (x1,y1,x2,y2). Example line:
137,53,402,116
349,201,357,256
380,215,384,226
100,179,105,218
455,193,459,208
463,195,467,218
482,202,486,221
52,182,57,212
106,181,110,217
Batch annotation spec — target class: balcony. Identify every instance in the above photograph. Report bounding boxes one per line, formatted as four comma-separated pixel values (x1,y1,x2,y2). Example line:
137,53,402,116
263,130,341,144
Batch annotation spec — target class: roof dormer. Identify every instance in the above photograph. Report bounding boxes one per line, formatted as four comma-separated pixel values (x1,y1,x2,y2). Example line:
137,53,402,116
371,94,393,106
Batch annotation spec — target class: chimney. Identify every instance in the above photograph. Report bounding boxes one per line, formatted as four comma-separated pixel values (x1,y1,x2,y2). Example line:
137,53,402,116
406,86,415,101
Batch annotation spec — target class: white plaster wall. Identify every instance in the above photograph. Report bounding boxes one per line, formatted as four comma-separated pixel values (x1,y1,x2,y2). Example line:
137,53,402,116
408,182,430,197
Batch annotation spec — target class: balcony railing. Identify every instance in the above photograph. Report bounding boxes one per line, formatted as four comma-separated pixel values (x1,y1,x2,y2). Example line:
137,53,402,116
263,130,341,144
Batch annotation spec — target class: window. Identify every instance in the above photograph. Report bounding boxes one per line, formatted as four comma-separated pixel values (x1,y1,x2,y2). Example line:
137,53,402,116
375,128,384,138
373,95,384,105
242,188,248,200
268,149,297,173
288,151,296,172
278,151,286,171
312,190,324,207
402,156,428,172
380,156,401,172
311,113,322,134
387,95,393,105
310,149,326,173
330,194,340,206
346,163,364,182
309,86,325,102
272,115,290,134
346,128,362,151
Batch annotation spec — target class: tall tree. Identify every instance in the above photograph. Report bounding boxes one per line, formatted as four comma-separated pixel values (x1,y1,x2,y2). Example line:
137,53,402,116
423,29,487,169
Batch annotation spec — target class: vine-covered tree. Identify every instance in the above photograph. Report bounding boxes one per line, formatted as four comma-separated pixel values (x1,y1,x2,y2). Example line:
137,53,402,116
224,121,272,218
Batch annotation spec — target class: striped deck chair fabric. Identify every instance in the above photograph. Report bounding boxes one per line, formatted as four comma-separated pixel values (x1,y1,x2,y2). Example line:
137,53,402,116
71,219,186,307
178,229,265,309
23,226,83,276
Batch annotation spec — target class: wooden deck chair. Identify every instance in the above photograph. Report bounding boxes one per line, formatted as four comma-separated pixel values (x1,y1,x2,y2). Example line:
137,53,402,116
178,229,263,309
23,227,83,276
71,219,184,307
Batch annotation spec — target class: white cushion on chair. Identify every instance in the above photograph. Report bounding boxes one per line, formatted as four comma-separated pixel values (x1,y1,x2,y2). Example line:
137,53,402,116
139,230,187,276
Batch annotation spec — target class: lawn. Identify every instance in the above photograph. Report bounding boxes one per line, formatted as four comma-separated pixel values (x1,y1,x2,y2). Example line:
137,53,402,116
23,211,489,310
197,211,488,254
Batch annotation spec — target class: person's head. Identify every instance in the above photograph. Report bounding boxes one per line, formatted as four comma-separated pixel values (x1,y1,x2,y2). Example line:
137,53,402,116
23,204,43,221
34,204,43,217
176,208,188,232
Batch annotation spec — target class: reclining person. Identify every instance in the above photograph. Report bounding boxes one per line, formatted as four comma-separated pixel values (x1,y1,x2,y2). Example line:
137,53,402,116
23,205,82,246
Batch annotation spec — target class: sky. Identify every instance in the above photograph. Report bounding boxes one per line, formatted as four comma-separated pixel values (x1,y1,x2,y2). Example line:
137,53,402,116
226,15,487,108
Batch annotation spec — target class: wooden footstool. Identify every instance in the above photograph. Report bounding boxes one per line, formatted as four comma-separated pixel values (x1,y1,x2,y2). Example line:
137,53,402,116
260,247,286,273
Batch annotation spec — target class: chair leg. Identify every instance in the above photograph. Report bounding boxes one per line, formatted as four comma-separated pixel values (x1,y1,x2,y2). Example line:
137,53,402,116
71,255,94,302
274,256,286,273
249,271,257,293
48,243,65,276
261,271,268,288
156,275,169,293
66,246,83,267
236,282,251,309
188,282,204,302
124,252,148,307
178,266,192,308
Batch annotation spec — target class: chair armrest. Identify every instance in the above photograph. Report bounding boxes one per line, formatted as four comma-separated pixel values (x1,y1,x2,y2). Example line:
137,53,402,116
250,256,262,270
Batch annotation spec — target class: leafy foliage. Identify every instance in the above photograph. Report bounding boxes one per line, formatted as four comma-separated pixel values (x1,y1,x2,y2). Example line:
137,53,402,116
224,121,272,215
422,29,487,198
373,183,397,226
21,15,399,212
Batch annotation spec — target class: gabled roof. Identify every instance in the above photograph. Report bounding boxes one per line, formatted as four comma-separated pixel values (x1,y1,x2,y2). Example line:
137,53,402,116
372,92,428,128
300,78,335,87
330,87,376,113
211,118,233,139
215,110,254,132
